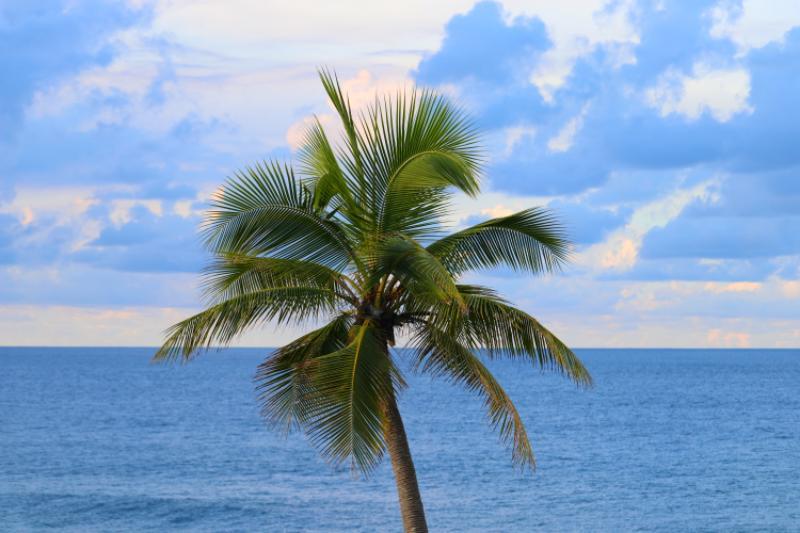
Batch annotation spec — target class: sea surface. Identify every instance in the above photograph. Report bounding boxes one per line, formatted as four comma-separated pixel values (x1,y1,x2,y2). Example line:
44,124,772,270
1,347,798,532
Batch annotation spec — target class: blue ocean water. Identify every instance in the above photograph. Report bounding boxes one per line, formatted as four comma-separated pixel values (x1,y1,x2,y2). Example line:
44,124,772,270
1,348,798,532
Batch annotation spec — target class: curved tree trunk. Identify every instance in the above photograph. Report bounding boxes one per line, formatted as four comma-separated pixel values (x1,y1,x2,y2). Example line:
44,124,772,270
383,390,428,532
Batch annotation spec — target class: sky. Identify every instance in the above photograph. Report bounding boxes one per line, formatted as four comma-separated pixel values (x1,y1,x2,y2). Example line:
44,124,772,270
1,0,799,347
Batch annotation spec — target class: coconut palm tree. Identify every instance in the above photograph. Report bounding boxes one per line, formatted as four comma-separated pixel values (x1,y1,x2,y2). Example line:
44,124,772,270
154,70,591,532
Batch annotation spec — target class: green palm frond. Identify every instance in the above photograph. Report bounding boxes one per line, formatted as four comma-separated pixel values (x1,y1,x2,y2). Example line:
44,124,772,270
359,90,482,237
439,285,592,386
305,321,399,473
427,208,570,275
297,117,357,213
153,287,341,362
412,325,534,468
255,313,354,432
373,235,464,310
203,160,355,270
318,68,365,188
202,254,358,305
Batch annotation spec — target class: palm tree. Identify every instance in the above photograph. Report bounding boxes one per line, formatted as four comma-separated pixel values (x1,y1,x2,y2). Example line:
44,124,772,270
154,70,591,532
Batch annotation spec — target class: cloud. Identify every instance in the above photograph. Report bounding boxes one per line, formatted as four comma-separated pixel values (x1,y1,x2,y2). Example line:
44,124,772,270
414,0,800,298
710,0,800,52
639,172,800,260
547,103,590,152
0,0,151,140
703,281,761,293
645,64,752,122
415,0,800,195
415,2,550,85
706,328,751,348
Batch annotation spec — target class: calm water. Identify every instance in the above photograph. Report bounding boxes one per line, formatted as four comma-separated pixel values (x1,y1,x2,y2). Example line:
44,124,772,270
1,348,798,532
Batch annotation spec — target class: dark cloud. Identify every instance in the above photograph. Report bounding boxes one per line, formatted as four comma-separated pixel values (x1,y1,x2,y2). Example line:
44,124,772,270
415,1,550,85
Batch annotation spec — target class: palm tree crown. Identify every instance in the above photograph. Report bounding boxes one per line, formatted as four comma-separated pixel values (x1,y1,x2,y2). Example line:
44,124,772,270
155,70,591,531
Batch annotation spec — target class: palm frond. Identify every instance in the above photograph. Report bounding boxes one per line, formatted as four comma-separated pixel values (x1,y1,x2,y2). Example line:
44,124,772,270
433,285,592,386
203,160,355,270
427,208,570,275
373,235,464,310
358,90,482,237
304,320,398,473
153,287,341,362
202,254,358,305
318,68,365,188
255,313,354,432
297,117,356,213
412,325,534,468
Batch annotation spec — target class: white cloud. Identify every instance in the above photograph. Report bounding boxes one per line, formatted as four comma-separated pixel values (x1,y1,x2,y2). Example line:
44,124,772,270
547,103,590,152
109,199,163,226
576,178,718,272
502,124,536,156
645,64,753,122
448,189,551,227
779,280,800,298
150,0,475,66
510,0,639,101
173,200,195,218
479,204,517,218
1,186,98,222
601,238,638,269
710,0,800,53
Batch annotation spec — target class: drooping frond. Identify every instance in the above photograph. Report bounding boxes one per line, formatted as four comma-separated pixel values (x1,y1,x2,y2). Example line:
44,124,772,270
412,325,534,468
255,314,354,432
153,287,341,362
430,285,592,386
304,321,399,473
427,208,570,275
203,160,355,270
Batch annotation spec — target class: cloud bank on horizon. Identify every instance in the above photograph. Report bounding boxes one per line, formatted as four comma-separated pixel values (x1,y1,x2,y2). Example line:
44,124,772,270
1,0,798,347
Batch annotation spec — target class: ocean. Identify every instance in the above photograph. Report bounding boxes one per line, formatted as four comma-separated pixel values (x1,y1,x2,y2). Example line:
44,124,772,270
1,347,798,532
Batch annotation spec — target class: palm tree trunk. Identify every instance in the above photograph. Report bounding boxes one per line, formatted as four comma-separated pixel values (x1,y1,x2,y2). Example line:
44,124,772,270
383,390,428,532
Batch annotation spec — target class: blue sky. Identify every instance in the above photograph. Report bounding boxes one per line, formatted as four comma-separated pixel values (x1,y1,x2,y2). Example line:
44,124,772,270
2,0,799,347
